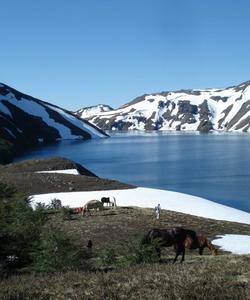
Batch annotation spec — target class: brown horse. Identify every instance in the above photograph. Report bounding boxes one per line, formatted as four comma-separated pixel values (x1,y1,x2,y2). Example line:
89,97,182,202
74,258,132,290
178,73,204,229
142,227,217,263
73,207,86,215
142,227,198,263
184,234,218,256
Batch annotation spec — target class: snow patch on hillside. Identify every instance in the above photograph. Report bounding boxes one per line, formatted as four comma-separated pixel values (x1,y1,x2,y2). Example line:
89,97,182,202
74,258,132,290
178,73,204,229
31,187,250,224
77,105,112,119
0,102,12,117
36,169,80,175
45,104,104,138
213,235,250,254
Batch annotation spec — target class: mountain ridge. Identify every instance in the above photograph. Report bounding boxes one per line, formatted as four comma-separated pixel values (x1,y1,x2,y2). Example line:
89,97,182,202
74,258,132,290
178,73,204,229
76,80,250,133
0,83,108,163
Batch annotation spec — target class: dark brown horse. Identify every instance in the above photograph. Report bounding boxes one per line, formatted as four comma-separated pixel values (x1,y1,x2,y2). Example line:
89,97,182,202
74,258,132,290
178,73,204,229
101,197,111,206
142,227,198,263
143,227,218,263
184,234,218,255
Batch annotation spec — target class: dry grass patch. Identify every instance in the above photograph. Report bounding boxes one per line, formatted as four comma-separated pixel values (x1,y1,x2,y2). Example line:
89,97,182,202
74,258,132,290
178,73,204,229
0,256,249,299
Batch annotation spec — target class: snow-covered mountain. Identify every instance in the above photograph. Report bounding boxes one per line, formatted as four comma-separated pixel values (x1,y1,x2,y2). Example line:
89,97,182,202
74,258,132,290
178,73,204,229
0,83,108,153
78,81,250,132
75,104,113,119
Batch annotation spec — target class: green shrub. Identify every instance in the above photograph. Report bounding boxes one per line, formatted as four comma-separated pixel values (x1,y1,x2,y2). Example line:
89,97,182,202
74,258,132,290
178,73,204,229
48,198,62,210
118,238,160,266
0,185,45,274
98,247,117,267
134,241,161,263
0,183,90,275
34,202,48,223
60,207,74,220
31,228,85,273
0,182,16,198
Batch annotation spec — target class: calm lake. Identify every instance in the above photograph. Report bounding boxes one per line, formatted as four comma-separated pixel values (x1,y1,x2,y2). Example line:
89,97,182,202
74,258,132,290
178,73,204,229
15,132,250,213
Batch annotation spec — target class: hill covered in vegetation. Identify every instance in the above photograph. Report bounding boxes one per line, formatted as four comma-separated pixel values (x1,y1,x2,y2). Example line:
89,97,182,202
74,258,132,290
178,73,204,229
0,180,250,299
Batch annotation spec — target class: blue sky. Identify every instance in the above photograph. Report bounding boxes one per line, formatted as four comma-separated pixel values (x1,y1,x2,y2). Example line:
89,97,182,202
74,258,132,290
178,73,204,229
1,0,250,110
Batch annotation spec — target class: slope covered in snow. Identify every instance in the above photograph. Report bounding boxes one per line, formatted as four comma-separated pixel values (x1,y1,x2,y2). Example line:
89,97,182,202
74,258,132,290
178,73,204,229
78,81,250,133
0,83,108,155
75,104,113,119
31,187,250,225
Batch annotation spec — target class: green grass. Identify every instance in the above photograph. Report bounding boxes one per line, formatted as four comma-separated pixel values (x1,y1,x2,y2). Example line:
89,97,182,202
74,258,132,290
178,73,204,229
48,207,250,254
1,207,250,299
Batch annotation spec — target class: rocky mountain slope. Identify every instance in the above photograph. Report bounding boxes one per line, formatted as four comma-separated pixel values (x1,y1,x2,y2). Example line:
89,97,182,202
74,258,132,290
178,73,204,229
77,81,250,132
0,83,108,162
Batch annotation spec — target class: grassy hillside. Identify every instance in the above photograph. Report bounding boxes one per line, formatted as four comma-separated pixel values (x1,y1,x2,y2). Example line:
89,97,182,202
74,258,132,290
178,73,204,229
1,206,250,299
1,256,249,300
0,157,135,194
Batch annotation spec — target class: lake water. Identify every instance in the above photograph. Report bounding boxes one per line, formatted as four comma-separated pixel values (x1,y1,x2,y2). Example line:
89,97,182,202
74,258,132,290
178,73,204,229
15,132,250,213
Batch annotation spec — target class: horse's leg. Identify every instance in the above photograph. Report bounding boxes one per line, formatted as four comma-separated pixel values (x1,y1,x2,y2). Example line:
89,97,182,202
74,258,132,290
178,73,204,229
173,244,180,263
180,246,185,263
199,247,204,255
155,245,161,260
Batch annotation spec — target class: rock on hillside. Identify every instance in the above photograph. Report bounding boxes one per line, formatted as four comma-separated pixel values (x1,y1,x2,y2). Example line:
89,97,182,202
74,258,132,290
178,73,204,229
0,156,134,195
0,83,108,160
77,81,250,133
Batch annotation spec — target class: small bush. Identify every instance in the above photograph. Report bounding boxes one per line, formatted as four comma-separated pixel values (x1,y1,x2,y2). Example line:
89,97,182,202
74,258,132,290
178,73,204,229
0,182,16,198
60,207,74,220
0,183,90,275
48,198,62,210
32,228,85,273
134,242,161,264
98,247,117,267
0,186,46,274
34,202,48,223
118,238,160,266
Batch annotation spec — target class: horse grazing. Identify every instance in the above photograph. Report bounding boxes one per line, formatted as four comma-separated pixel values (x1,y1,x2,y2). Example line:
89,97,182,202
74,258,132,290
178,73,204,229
143,227,218,263
84,200,104,213
101,197,111,206
184,234,218,256
101,197,116,207
142,227,197,263
73,207,87,215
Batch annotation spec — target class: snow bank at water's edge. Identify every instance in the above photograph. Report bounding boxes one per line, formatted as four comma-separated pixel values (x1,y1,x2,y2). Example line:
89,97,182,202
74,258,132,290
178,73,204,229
31,187,250,225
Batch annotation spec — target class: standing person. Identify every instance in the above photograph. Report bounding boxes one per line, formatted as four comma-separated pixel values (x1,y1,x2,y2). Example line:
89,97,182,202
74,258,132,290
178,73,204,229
155,204,161,219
